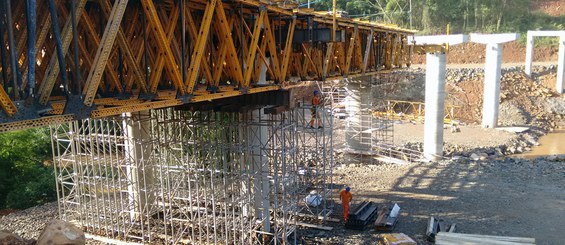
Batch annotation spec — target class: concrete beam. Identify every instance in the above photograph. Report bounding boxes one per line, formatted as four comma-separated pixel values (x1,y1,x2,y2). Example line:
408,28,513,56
470,33,519,44
528,30,565,37
409,34,469,46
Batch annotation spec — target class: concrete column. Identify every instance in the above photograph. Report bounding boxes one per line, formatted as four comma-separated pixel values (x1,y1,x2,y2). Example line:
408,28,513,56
258,58,269,85
123,111,153,222
557,37,565,94
251,108,270,233
423,53,446,161
525,34,534,76
345,80,373,152
482,43,503,128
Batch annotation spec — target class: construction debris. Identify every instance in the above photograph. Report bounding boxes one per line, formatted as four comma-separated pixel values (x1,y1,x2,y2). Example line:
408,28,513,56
435,232,536,245
378,233,416,245
375,203,400,231
426,216,457,242
345,201,379,230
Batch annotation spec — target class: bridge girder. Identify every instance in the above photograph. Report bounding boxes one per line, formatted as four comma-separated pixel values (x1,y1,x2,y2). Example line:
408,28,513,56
0,0,414,132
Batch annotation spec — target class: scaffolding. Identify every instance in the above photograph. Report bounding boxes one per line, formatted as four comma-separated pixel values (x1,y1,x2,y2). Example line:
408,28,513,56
51,106,333,244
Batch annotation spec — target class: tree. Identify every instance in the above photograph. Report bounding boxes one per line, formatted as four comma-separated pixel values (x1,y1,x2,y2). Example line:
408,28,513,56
0,127,55,209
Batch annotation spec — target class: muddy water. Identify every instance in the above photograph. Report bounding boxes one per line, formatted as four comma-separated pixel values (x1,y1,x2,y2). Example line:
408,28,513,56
517,130,565,158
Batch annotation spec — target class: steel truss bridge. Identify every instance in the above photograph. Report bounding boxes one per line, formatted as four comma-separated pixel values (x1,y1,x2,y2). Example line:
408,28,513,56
0,0,414,132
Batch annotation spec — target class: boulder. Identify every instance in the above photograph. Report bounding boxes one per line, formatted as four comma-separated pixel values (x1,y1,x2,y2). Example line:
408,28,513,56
479,153,489,161
0,231,26,245
37,220,85,245
470,153,480,161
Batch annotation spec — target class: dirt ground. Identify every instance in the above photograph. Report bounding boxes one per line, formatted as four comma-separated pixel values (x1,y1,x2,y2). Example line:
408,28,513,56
393,123,517,148
411,42,561,65
313,157,564,245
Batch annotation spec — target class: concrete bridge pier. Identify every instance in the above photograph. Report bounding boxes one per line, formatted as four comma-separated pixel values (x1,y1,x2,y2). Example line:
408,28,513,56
470,33,519,129
411,35,469,161
525,31,565,94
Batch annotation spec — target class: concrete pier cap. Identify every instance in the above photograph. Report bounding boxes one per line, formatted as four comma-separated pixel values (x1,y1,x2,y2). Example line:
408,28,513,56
525,30,565,94
410,34,469,46
470,33,520,129
410,34,469,161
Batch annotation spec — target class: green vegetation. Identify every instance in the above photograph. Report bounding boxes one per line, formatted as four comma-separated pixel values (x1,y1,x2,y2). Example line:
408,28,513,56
301,0,564,34
0,127,56,209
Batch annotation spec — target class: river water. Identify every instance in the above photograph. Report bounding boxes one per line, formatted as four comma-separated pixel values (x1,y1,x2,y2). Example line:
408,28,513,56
516,130,565,158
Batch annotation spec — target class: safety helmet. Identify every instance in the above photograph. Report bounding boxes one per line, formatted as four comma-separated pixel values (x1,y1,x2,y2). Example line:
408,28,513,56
313,90,319,95
345,186,350,192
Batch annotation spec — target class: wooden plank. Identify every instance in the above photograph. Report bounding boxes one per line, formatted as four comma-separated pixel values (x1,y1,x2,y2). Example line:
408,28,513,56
436,232,535,245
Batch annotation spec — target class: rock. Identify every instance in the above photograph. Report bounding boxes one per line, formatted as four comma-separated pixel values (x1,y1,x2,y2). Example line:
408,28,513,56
547,155,557,161
508,146,517,154
479,153,489,161
36,220,85,245
0,231,27,245
470,153,480,161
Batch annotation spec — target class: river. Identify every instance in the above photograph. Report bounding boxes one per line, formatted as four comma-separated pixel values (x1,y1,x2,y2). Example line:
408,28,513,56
516,130,565,159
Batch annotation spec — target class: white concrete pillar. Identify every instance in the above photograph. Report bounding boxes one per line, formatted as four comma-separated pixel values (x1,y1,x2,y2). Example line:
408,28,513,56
251,108,270,233
423,53,446,161
525,34,534,76
482,43,503,128
258,58,269,85
557,37,565,94
470,33,519,128
123,111,153,222
345,81,373,152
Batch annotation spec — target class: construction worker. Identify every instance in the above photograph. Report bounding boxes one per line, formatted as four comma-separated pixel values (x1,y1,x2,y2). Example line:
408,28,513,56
339,186,352,222
308,90,322,128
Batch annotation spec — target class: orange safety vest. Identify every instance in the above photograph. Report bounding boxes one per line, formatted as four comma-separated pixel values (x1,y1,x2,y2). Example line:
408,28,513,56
312,95,320,107
340,189,352,205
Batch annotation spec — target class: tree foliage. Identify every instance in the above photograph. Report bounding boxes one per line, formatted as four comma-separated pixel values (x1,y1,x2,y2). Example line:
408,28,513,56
0,127,55,209
299,0,564,34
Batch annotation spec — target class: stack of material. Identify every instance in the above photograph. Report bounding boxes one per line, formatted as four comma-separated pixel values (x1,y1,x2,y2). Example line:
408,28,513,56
436,232,536,245
378,233,416,245
426,216,456,242
345,201,378,230
375,203,400,231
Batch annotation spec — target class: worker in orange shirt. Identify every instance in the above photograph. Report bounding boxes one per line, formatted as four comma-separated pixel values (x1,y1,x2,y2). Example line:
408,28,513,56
309,90,322,128
339,186,352,222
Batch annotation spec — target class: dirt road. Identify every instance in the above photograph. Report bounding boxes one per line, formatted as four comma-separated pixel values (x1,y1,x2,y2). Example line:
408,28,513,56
304,158,565,245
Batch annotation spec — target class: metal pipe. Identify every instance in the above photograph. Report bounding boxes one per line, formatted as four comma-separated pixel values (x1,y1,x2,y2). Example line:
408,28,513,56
5,0,21,99
181,0,186,85
71,0,81,94
26,0,36,96
47,0,70,96
0,3,10,93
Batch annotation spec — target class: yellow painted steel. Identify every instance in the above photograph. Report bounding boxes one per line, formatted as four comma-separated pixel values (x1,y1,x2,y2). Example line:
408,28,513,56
344,26,358,74
82,0,130,106
186,0,216,93
140,0,186,95
37,0,87,105
243,10,265,86
0,0,417,132
148,6,180,93
374,100,462,124
280,18,296,81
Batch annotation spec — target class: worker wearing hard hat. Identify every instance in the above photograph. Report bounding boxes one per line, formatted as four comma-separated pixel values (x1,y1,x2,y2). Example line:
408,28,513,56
339,186,352,222
308,90,322,128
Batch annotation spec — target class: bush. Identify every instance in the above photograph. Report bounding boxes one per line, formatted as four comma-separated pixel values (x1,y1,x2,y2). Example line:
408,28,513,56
0,127,55,209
